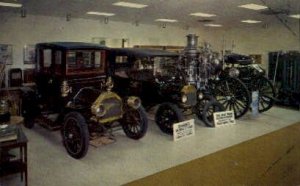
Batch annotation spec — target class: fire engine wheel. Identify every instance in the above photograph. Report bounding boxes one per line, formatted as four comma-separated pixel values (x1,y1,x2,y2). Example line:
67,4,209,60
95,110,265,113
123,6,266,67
202,99,225,127
256,76,276,112
155,102,184,135
62,112,89,159
213,77,250,119
122,106,148,140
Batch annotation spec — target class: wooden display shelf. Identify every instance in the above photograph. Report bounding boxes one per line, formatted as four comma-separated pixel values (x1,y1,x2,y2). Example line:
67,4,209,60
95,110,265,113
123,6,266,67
0,126,28,186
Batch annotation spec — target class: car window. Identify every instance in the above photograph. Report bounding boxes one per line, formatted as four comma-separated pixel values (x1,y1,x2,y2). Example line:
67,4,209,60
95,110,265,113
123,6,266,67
154,57,177,76
132,58,153,70
115,55,128,64
43,49,52,68
66,50,105,75
54,51,62,74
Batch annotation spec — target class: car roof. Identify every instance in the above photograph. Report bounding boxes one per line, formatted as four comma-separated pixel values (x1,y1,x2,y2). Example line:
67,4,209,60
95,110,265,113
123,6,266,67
36,42,109,50
111,48,179,58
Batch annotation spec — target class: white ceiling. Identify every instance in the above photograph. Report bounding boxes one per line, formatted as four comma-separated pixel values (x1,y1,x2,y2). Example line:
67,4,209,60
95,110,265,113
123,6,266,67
1,0,300,30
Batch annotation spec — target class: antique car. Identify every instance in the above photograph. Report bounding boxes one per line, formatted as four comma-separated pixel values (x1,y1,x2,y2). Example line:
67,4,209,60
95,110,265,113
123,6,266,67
110,48,223,134
221,53,276,112
21,42,148,159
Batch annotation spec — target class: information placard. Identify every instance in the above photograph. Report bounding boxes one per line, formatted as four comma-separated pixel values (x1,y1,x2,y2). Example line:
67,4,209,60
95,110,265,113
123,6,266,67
173,119,195,141
213,110,236,127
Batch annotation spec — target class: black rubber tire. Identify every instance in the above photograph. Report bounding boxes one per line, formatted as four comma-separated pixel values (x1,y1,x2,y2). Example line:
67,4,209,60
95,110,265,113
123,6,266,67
256,76,276,112
155,102,184,135
213,77,250,119
194,95,212,120
23,117,35,129
122,106,148,140
202,99,225,127
62,112,89,159
21,96,36,129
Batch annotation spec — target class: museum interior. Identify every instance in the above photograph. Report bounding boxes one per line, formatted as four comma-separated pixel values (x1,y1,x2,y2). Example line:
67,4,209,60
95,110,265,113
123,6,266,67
0,0,300,185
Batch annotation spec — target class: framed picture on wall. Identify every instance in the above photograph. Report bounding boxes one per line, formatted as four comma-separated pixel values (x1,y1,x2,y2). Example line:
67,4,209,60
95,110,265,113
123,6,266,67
0,44,13,65
24,44,36,64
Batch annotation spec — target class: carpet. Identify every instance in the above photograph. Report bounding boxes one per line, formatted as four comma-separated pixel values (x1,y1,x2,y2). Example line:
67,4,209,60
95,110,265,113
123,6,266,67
125,122,300,185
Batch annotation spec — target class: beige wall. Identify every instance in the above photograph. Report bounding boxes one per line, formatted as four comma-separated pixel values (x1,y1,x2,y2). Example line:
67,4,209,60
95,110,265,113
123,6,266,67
0,13,200,70
207,23,299,69
0,12,299,72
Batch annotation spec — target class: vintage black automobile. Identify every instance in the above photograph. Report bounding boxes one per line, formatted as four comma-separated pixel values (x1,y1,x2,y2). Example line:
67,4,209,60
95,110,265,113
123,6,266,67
110,48,223,134
221,53,276,112
21,42,148,159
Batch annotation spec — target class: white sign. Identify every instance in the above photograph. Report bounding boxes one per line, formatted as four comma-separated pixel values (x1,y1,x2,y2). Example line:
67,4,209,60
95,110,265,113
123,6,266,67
173,119,195,141
213,110,236,127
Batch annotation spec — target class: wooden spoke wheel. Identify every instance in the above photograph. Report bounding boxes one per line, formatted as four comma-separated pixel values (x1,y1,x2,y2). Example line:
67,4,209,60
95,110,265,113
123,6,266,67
122,106,148,140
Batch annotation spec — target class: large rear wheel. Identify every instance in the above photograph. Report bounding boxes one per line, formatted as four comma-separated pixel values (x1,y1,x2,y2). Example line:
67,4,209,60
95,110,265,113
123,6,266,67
212,78,250,119
256,76,276,112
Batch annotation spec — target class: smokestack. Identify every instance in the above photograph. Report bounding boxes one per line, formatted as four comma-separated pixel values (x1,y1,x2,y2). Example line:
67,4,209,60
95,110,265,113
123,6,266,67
184,34,200,85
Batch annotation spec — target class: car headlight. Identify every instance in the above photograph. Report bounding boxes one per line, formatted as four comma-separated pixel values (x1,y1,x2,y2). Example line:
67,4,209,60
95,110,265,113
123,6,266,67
228,68,240,78
181,95,188,103
198,92,204,100
95,104,106,117
127,96,141,109
214,58,220,65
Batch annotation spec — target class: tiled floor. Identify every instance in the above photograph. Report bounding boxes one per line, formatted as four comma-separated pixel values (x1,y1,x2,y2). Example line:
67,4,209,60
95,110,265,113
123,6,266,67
1,106,300,186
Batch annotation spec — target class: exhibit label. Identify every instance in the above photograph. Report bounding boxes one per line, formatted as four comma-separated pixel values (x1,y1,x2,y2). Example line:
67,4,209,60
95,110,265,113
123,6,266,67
173,119,195,141
213,110,236,127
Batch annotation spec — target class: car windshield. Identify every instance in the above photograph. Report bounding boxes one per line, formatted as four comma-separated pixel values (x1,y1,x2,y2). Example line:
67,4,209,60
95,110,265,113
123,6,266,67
152,56,178,77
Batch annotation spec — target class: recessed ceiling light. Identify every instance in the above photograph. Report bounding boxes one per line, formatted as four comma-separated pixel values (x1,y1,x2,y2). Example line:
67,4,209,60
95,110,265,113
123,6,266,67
155,19,178,23
87,12,115,16
241,19,262,23
289,14,300,19
113,2,148,9
0,2,22,8
190,12,216,17
204,24,222,27
238,3,268,10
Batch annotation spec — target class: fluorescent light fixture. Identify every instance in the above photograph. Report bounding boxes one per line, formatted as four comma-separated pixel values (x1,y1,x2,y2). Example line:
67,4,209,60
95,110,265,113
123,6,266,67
238,3,268,10
190,12,216,17
0,2,22,8
241,19,262,23
87,12,115,16
289,14,300,19
204,24,222,27
113,2,148,8
155,19,178,23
